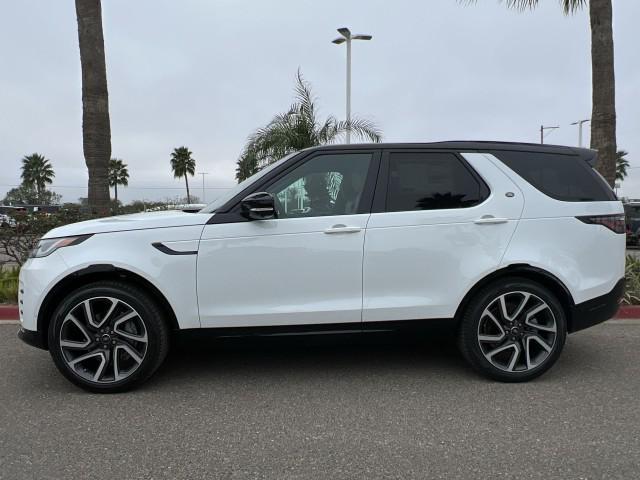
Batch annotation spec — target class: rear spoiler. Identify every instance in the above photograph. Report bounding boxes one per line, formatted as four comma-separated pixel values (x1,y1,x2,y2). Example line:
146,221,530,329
575,148,598,167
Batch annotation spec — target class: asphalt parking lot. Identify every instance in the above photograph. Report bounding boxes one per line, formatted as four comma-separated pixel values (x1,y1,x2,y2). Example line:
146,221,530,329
1,322,639,479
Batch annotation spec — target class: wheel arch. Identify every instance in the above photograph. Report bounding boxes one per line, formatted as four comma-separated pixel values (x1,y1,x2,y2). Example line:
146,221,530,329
454,264,576,330
37,264,179,349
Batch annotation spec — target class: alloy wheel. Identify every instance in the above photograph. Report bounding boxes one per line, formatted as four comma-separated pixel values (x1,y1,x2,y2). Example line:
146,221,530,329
58,296,148,383
477,291,557,372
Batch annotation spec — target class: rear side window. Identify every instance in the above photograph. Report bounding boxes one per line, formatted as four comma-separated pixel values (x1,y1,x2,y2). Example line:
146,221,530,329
386,152,489,212
492,151,616,202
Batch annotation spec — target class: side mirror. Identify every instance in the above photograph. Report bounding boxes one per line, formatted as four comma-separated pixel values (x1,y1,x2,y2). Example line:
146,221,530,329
240,192,277,220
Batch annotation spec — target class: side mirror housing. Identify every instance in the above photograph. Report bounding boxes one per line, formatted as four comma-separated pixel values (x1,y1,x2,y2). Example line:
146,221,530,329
240,192,276,220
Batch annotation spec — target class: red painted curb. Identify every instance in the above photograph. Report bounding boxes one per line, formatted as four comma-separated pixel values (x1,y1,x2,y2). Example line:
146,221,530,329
615,305,640,319
0,305,19,320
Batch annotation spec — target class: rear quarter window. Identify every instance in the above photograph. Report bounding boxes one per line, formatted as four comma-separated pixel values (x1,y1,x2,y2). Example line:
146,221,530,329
491,151,616,202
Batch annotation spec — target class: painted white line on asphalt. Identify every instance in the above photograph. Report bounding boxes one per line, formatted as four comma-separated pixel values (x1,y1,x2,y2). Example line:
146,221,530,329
0,320,20,325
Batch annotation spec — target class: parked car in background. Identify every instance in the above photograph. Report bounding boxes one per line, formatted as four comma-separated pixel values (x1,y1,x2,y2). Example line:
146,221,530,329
0,214,16,228
18,142,624,392
623,201,640,247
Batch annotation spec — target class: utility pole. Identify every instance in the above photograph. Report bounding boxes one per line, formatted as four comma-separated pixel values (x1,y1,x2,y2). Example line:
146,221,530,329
540,125,560,144
570,119,590,148
198,172,209,202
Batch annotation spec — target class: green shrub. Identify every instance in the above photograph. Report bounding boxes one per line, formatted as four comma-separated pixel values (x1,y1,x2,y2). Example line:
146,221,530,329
623,254,640,305
0,266,19,303
0,209,97,266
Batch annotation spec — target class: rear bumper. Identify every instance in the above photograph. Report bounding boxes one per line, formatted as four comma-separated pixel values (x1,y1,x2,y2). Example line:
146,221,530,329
570,278,624,333
18,327,48,350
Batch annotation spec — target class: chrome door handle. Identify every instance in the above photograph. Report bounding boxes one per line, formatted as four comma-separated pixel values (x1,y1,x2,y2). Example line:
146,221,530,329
324,224,362,234
474,215,509,225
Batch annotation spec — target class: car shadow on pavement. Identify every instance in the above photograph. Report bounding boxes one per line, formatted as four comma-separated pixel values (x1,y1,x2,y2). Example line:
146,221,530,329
11,322,605,394
144,321,479,390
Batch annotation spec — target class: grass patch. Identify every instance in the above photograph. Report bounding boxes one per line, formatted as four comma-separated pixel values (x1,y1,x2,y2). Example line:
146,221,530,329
0,266,19,304
624,254,640,305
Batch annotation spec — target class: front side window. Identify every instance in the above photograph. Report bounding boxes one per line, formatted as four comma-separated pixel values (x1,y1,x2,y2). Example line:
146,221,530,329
386,152,488,212
266,153,373,218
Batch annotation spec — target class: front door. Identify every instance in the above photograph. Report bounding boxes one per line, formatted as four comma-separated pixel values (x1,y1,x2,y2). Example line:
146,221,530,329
197,150,379,328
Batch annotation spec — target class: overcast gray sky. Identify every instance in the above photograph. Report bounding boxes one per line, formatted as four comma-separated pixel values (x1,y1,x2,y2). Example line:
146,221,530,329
1,0,638,204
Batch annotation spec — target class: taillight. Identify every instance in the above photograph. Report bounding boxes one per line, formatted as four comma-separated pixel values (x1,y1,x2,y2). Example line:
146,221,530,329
576,214,625,234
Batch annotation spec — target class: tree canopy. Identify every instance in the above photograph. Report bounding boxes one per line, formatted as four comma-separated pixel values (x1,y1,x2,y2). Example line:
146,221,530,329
236,71,381,182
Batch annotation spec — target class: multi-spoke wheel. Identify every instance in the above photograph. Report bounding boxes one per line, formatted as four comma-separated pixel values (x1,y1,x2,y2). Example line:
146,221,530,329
478,291,557,372
59,297,148,383
458,278,566,382
49,281,169,393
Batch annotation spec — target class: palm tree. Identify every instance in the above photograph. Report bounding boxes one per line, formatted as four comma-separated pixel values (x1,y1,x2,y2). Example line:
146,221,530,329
75,0,111,213
21,153,55,199
465,0,616,187
236,70,381,181
616,150,629,183
235,151,260,182
170,147,196,203
108,158,129,205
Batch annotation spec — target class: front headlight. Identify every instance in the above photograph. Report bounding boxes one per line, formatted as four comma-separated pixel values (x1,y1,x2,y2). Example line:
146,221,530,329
29,235,92,258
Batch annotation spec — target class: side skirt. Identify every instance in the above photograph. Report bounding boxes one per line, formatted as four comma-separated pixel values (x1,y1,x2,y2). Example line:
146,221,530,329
176,318,455,341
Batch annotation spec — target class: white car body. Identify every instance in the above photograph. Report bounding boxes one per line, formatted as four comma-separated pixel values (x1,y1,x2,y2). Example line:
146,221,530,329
18,142,625,389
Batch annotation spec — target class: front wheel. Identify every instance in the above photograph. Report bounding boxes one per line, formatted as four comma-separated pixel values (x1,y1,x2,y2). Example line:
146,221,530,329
458,278,567,382
48,281,170,393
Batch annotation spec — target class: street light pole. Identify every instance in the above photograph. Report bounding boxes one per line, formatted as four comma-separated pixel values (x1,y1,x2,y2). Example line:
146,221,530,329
346,37,351,144
198,172,209,202
540,125,560,144
332,28,372,144
570,119,590,148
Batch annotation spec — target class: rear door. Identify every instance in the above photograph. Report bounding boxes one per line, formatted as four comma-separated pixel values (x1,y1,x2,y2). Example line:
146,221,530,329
362,149,524,322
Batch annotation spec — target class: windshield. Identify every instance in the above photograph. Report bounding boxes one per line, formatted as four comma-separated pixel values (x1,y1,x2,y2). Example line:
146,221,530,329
199,152,298,213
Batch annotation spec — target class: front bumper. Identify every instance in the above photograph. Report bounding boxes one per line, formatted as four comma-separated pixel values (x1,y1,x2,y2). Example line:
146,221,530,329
18,253,68,331
17,253,69,351
570,278,624,333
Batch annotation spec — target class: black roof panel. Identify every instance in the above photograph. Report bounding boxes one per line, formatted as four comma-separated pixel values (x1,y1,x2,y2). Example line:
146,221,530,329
310,141,589,153
307,141,597,164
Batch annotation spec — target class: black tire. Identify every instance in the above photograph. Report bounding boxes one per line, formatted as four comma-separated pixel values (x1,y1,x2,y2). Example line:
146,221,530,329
48,281,170,393
457,277,567,382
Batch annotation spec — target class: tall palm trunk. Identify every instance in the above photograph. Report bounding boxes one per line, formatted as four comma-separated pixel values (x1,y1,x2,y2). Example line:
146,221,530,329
75,0,111,213
114,183,118,204
185,176,191,204
589,0,617,187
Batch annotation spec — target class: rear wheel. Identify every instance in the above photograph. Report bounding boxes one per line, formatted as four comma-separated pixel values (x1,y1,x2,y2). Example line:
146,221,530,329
458,278,567,382
48,281,170,393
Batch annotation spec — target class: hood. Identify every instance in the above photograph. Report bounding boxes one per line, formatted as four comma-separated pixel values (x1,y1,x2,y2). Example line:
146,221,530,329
43,210,212,238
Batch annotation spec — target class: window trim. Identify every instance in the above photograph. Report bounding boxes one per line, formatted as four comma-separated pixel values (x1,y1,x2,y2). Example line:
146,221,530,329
208,149,382,225
372,149,490,214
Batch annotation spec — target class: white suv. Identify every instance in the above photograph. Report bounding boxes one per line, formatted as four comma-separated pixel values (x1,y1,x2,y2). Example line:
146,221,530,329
18,142,625,392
